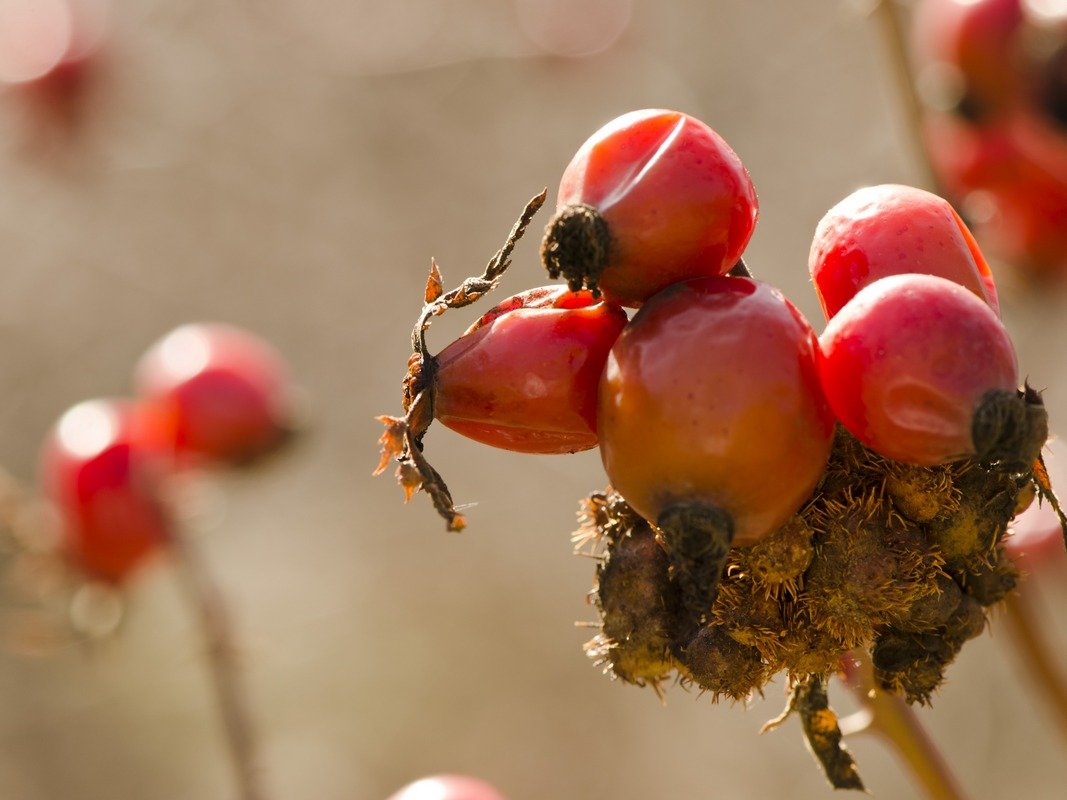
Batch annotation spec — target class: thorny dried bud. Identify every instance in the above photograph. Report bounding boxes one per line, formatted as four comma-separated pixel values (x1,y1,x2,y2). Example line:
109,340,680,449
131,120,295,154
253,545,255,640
577,420,1063,783
804,491,943,647
959,548,1018,607
736,515,814,590
884,462,958,523
582,492,678,688
677,623,767,701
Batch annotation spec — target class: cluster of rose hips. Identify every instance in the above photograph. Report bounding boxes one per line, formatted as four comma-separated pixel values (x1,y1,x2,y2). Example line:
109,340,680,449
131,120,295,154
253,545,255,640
24,323,295,590
378,107,1060,787
912,0,1067,276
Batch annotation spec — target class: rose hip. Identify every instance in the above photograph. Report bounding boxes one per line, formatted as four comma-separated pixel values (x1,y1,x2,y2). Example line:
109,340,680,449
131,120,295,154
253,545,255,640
817,273,1036,466
809,184,999,318
433,285,626,453
541,109,758,306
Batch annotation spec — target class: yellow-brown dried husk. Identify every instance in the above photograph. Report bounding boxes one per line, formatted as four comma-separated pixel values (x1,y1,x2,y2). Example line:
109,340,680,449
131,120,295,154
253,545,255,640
884,462,959,523
676,623,767,702
583,491,678,686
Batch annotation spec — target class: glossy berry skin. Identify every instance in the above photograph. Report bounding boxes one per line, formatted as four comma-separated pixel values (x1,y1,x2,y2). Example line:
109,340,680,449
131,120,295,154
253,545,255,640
598,277,834,545
818,274,1018,466
552,108,758,306
433,285,626,453
135,323,293,466
39,399,172,583
386,775,508,800
810,184,999,319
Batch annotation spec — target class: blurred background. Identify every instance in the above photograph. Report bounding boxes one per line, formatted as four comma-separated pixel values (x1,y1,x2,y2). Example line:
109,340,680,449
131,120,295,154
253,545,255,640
2,0,1067,798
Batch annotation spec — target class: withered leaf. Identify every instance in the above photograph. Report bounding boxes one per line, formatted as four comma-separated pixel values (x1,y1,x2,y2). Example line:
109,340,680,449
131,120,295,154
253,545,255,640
425,259,444,303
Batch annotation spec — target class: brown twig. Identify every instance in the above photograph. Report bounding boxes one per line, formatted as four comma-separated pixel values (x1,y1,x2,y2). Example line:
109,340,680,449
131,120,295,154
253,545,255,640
375,190,548,531
842,649,970,800
871,0,946,194
172,532,265,800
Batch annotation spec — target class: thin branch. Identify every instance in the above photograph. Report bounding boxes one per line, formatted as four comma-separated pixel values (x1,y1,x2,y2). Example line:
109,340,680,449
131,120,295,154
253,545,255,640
872,0,945,194
842,649,969,800
172,533,265,800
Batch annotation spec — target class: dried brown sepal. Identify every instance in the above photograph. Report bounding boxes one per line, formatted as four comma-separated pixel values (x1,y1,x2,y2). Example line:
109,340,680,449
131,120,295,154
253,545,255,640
763,677,865,791
373,190,547,531
539,203,612,296
1032,452,1067,552
656,502,735,637
424,258,444,303
972,385,1048,469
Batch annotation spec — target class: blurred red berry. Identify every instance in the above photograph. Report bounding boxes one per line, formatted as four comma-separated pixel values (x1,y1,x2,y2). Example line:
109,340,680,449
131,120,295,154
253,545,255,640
0,0,109,135
39,398,172,583
385,775,508,800
135,324,294,467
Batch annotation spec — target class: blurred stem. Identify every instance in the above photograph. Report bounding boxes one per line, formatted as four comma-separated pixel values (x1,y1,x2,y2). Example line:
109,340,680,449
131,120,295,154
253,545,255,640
843,649,969,800
872,0,944,194
173,532,265,800
1001,588,1067,744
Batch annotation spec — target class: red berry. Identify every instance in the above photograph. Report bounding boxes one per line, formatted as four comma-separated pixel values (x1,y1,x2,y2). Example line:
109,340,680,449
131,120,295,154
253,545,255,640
433,285,626,453
385,775,507,800
39,398,172,583
598,276,834,545
809,184,999,318
134,324,293,466
818,274,1021,466
541,109,758,307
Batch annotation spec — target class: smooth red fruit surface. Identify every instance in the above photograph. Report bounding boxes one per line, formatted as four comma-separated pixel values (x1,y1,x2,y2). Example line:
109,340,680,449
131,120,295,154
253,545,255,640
135,323,292,466
818,274,1018,466
39,398,171,582
810,184,999,318
598,277,834,545
433,285,626,453
385,775,508,800
556,108,758,306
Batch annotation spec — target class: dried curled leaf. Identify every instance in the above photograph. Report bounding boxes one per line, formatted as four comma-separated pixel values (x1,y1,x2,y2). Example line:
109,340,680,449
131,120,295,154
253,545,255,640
374,190,547,531
764,678,865,791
